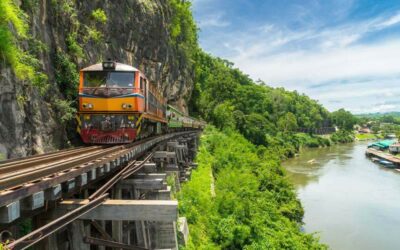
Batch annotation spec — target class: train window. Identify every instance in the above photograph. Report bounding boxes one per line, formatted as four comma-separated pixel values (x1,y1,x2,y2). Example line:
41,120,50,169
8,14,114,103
107,72,134,88
140,77,144,89
84,72,135,88
84,71,108,87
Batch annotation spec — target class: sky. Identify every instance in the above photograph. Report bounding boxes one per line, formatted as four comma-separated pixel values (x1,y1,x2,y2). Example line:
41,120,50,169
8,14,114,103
192,0,400,114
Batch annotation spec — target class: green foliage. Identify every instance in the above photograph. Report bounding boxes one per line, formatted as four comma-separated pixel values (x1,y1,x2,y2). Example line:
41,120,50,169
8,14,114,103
86,27,103,44
66,32,84,58
179,127,327,249
192,50,331,147
54,52,79,100
53,98,76,124
168,0,198,65
278,112,298,133
16,94,27,108
331,108,357,131
0,0,35,80
19,218,32,236
91,8,107,24
21,0,40,11
0,153,4,161
371,125,380,134
212,102,235,130
356,133,379,140
166,174,177,199
294,133,331,148
0,0,49,94
330,130,354,143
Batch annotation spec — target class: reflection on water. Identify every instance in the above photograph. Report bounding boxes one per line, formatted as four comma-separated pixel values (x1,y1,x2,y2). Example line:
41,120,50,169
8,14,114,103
283,142,400,250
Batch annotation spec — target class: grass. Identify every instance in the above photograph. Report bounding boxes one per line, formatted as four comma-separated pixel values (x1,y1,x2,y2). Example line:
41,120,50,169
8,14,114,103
356,133,380,140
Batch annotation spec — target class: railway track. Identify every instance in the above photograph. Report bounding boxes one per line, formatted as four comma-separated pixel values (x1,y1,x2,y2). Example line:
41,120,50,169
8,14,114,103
0,131,199,250
0,132,196,206
0,146,123,190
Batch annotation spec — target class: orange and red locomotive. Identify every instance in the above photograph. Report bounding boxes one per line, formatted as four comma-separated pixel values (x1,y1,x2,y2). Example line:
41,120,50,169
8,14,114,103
77,61,167,144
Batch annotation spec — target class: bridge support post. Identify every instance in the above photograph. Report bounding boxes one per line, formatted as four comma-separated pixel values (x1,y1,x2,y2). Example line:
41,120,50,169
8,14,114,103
111,186,123,244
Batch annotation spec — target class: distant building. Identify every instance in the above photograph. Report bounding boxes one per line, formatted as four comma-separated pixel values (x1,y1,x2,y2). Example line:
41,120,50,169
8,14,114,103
389,143,400,153
386,133,397,139
358,128,372,134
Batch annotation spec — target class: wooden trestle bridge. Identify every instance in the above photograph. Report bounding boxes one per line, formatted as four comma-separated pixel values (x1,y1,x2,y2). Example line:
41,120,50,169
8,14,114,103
0,131,200,250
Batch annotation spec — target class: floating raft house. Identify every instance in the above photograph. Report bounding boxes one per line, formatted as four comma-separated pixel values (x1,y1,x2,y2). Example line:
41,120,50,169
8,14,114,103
368,140,396,150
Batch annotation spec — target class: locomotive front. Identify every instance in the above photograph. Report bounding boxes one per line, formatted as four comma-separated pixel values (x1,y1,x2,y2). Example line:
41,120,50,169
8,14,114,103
77,61,145,144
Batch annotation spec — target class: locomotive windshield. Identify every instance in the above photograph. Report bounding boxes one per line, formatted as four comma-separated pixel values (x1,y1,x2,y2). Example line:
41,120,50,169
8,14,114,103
84,71,135,88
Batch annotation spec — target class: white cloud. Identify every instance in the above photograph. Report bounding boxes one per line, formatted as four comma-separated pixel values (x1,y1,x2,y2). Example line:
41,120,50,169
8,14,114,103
198,12,230,28
195,3,400,113
376,12,400,28
234,39,400,85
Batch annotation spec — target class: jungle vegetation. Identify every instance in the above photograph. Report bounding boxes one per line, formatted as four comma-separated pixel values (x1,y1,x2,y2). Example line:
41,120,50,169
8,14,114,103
0,1,356,249
179,127,327,249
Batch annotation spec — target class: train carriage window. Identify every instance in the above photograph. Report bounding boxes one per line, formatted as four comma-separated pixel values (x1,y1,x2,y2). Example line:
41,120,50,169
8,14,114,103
140,77,143,90
84,72,135,88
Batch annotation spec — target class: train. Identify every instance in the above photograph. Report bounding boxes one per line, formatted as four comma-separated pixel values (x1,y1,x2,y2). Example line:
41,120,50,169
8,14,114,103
76,61,205,144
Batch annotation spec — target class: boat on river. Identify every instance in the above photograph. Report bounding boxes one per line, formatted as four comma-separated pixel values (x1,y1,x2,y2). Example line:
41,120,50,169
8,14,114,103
371,157,380,162
378,159,396,168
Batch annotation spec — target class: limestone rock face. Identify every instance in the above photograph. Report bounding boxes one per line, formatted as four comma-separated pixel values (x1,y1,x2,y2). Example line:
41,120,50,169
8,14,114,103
0,0,194,158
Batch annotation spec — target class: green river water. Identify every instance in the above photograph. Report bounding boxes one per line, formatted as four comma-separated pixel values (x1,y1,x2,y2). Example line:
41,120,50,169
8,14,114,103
282,141,400,250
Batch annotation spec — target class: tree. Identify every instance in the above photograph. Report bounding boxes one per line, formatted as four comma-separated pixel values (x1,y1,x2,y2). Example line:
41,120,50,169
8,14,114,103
331,109,357,131
212,102,235,130
242,113,272,145
277,112,298,133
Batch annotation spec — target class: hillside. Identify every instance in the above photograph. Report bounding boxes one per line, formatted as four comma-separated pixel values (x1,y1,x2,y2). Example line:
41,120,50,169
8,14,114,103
1,1,341,249
0,0,196,158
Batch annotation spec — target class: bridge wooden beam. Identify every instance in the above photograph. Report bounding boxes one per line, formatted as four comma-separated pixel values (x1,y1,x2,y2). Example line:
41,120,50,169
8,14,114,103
58,199,177,222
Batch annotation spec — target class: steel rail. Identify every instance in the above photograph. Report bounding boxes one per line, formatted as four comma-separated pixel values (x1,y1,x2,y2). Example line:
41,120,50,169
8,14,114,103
88,160,136,200
0,131,197,205
0,146,103,175
2,131,199,250
0,146,92,165
6,193,109,250
0,148,115,181
88,152,154,200
0,146,123,190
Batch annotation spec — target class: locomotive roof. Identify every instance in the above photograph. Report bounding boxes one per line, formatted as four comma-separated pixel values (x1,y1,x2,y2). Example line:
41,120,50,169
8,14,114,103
81,62,139,72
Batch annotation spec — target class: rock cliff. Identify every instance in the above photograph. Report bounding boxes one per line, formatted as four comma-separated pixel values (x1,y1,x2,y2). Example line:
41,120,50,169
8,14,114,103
0,0,195,158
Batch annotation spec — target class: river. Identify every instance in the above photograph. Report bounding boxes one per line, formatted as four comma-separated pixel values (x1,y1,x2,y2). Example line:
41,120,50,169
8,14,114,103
282,141,400,250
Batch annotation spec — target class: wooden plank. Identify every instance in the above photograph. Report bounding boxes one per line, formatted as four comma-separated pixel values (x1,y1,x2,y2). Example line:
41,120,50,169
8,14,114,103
58,199,177,222
131,173,166,180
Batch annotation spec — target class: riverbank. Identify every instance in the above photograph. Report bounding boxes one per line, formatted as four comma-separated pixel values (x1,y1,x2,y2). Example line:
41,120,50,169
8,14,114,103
283,141,400,250
178,127,327,249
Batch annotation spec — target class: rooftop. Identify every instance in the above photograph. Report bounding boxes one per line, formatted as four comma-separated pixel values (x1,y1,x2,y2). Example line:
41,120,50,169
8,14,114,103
81,62,138,72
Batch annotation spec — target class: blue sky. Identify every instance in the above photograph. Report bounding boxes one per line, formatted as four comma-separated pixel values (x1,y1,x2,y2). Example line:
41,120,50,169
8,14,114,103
192,0,400,114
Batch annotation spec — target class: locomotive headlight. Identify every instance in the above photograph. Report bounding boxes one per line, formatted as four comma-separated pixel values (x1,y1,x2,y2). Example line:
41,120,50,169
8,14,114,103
122,103,132,109
83,103,93,109
102,61,116,70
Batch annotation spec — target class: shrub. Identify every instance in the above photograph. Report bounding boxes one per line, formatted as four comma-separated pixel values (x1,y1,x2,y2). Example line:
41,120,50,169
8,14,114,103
66,32,84,58
86,27,103,43
91,9,107,24
54,52,79,100
53,98,76,124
